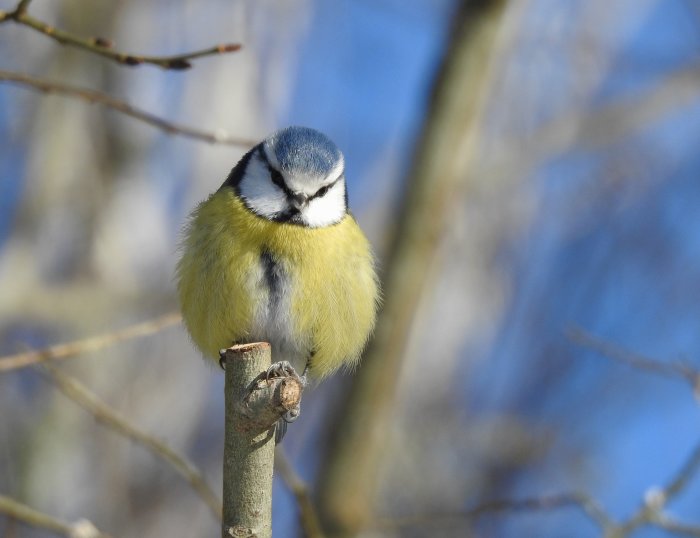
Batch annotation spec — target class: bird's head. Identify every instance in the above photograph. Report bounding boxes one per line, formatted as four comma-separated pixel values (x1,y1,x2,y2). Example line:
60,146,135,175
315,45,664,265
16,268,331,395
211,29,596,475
224,126,347,228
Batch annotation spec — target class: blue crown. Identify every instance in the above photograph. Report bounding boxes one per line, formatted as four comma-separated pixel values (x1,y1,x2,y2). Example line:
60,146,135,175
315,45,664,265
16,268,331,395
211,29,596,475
264,126,343,177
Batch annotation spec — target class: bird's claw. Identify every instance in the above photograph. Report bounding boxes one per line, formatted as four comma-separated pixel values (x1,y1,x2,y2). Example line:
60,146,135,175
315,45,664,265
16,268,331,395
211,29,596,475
266,361,305,444
282,406,301,423
275,407,301,444
265,360,298,382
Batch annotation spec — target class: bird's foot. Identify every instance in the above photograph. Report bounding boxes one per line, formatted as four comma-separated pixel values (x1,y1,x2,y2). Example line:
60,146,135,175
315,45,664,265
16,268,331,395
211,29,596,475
275,407,301,444
265,361,305,443
265,360,297,381
265,361,304,422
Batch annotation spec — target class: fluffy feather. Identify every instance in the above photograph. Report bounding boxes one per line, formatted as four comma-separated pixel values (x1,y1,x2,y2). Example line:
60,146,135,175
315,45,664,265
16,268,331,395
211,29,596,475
176,189,378,378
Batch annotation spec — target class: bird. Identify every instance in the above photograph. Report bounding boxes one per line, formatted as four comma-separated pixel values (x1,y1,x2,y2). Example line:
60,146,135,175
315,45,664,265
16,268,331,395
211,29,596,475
176,126,379,435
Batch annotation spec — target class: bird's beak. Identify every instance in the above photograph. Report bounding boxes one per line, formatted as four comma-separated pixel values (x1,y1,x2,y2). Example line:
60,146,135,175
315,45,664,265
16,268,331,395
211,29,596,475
290,193,309,210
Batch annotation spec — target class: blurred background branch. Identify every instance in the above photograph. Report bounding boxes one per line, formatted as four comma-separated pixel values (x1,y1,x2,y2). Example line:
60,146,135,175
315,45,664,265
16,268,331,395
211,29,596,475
613,440,700,536
484,64,700,187
0,0,241,69
0,312,182,372
41,362,223,521
317,0,508,534
0,70,256,146
569,327,700,396
373,492,613,532
0,494,111,538
275,447,325,538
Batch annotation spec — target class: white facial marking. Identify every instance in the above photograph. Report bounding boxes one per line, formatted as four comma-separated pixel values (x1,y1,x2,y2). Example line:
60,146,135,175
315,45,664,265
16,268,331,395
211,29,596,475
237,151,287,217
240,146,347,227
301,180,346,228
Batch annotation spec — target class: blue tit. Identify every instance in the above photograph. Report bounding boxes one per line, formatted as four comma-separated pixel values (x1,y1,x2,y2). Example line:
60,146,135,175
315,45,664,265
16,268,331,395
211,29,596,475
176,126,379,391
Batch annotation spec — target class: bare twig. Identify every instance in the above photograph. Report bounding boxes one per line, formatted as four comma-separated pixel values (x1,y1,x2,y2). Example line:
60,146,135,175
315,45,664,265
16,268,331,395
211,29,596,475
649,518,700,538
0,494,112,538
15,0,32,15
0,1,241,69
373,488,700,537
569,328,700,536
0,70,256,147
664,443,700,500
374,492,613,531
40,363,223,521
480,65,700,191
619,441,700,534
568,327,700,398
0,312,182,372
275,447,326,538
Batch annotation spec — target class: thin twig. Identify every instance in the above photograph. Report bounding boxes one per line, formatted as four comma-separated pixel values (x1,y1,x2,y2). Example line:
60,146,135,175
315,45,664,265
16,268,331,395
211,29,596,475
0,70,256,147
649,518,700,538
0,312,182,373
40,363,223,521
570,328,700,536
15,0,32,15
664,441,700,501
619,440,700,535
0,1,241,69
373,492,613,531
568,327,700,393
0,494,112,538
275,447,326,538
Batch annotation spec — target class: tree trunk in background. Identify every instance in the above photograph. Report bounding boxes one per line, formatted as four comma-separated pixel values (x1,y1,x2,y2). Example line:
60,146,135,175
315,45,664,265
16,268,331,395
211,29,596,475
316,0,509,535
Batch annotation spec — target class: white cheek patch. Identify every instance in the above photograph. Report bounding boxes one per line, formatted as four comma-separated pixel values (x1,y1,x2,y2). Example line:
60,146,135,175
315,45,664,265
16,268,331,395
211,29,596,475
238,153,288,218
301,181,347,228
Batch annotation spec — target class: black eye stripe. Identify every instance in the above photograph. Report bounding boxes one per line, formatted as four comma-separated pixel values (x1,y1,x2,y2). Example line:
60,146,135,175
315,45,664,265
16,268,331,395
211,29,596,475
270,169,285,188
310,178,340,200
267,164,296,199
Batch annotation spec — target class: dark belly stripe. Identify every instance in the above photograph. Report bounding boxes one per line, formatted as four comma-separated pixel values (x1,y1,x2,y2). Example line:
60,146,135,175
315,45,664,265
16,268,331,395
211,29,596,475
260,248,283,311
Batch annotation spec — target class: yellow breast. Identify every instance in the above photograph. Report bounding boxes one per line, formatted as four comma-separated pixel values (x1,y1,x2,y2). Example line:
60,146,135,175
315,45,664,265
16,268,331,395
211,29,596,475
176,188,379,378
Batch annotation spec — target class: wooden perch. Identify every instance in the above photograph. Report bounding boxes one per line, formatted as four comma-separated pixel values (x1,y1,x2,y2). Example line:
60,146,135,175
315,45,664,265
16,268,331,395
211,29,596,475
221,343,303,538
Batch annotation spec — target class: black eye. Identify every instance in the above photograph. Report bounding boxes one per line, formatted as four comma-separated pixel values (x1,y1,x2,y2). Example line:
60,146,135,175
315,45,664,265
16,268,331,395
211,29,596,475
316,185,330,197
270,169,286,189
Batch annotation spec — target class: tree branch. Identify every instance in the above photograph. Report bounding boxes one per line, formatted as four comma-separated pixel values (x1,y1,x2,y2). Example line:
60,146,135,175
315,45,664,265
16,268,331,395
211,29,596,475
0,494,111,538
649,518,700,538
615,440,700,535
0,312,182,373
40,363,223,521
373,492,613,532
569,329,700,536
316,0,509,533
0,1,241,69
221,343,304,538
568,327,700,399
0,70,256,147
